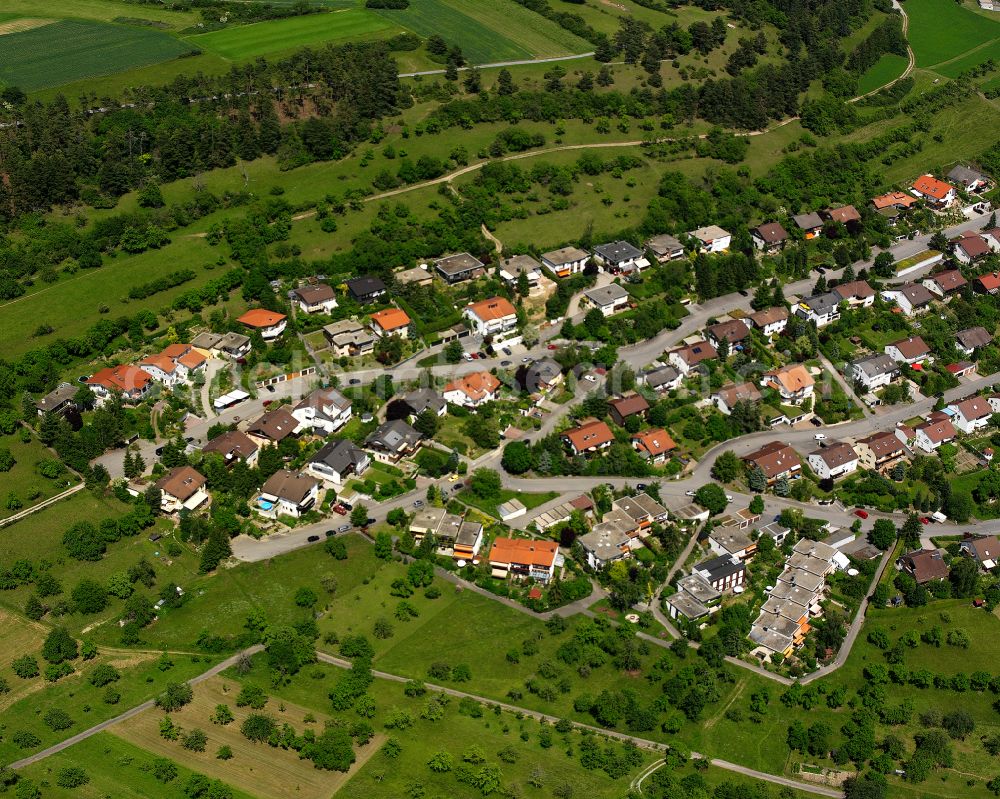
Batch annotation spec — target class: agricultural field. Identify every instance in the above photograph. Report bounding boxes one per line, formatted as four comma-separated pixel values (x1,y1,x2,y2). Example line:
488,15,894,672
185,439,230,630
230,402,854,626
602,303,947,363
185,9,397,60
370,0,534,64
434,0,590,58
0,430,79,520
856,52,909,94
904,0,1000,69
0,18,195,91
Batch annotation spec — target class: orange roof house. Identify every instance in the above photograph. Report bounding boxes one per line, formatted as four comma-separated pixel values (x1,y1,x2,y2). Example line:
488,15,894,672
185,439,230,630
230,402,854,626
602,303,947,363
465,297,517,322
369,308,412,337
238,309,286,329
762,364,815,401
631,428,677,463
911,175,956,205
443,371,502,406
489,537,559,582
86,365,153,400
562,418,615,455
871,191,917,210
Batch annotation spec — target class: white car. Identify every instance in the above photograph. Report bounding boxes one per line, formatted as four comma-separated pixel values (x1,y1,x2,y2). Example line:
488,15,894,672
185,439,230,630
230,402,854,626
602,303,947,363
584,375,597,382
685,490,697,497
814,433,826,441
725,494,734,502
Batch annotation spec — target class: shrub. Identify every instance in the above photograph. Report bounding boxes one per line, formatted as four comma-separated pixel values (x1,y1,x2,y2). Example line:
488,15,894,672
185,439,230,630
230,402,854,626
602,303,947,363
89,663,120,687
43,708,73,731
241,713,277,742
12,731,41,749
56,767,89,788
183,729,208,752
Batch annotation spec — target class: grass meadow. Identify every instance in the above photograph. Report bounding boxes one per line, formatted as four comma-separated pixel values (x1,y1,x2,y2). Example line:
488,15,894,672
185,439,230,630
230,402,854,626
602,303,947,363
904,0,1000,68
856,53,909,94
0,430,80,520
0,18,193,91
185,9,396,60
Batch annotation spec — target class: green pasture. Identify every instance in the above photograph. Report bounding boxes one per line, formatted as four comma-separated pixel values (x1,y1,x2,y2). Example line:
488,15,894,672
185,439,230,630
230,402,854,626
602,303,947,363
857,53,909,94
904,0,1000,67
439,0,590,58
0,18,194,91
0,431,80,520
185,9,394,60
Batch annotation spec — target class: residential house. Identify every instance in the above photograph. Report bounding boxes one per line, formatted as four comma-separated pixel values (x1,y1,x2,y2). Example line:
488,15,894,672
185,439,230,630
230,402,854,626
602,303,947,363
578,524,633,569
952,231,992,265
365,419,422,464
394,266,434,287
694,554,746,592
825,205,862,227
792,212,824,239
35,383,77,417
608,393,649,426
914,418,957,452
959,535,1000,570
748,306,789,338
190,331,251,360
323,319,375,357
688,225,731,253
499,255,542,287
832,280,876,308
399,388,447,418
290,284,338,314
757,521,792,546
761,364,815,404
524,358,564,393
631,428,677,464
885,336,931,366
795,291,841,327
645,233,685,262
948,395,993,434
237,309,286,340
346,276,386,304
582,284,631,317
154,466,209,513
410,507,484,560
201,430,259,467
292,387,352,434
668,340,718,375
898,548,950,584
911,174,957,208
369,308,411,339
880,283,935,315
956,326,992,356
489,537,559,582
976,271,1000,295
434,253,485,283
593,240,647,274
307,439,370,486
984,228,1000,251
86,365,153,402
706,319,751,348
709,527,756,561
257,470,319,519
751,222,789,252
923,269,968,298
563,418,615,456
848,353,900,392
713,382,762,415
139,344,208,386
639,364,682,393
871,191,918,211
807,442,859,481
463,297,518,337
667,574,718,620
541,246,590,278
443,371,502,407
947,164,989,192
743,441,802,484
246,406,299,448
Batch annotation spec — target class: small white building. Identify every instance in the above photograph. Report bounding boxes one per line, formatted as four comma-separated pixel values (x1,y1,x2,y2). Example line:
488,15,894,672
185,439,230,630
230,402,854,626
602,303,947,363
463,297,518,337
688,225,731,254
257,471,320,518
807,442,859,481
582,284,630,317
541,246,590,278
290,284,338,314
948,396,993,434
292,387,352,434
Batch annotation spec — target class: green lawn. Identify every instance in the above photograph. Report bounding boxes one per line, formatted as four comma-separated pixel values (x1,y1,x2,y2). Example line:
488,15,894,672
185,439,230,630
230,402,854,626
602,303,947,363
0,18,194,91
185,9,394,60
904,0,1000,68
857,53,909,94
0,431,79,520
934,38,1000,77
438,0,590,58
371,0,533,64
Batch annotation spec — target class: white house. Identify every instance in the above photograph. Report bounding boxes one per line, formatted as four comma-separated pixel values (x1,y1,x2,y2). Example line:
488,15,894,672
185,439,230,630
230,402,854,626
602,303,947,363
582,284,630,317
541,246,590,278
238,309,287,341
645,233,685,262
138,344,208,387
911,174,957,209
884,336,931,366
154,466,209,513
761,364,815,404
668,340,718,375
914,419,956,452
948,165,989,192
952,232,992,265
499,255,542,288
748,307,789,338
463,297,518,337
442,371,501,407
292,387,352,434
307,439,370,486
948,396,993,434
593,240,647,274
291,284,338,314
847,353,899,392
956,327,992,356
688,225,731,253
807,442,859,481
712,382,762,415
257,471,320,518
795,292,841,327
880,283,935,316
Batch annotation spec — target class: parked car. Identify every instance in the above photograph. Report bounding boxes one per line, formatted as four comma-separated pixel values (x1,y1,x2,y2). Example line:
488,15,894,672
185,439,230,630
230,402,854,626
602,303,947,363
338,524,351,533
685,490,697,497
854,508,869,519
266,385,276,393
307,535,320,542
814,433,827,441
636,483,647,491
349,378,361,385
332,505,348,516
413,500,424,508
325,530,336,538
725,494,734,502
502,347,512,356
547,344,558,350
920,517,930,525
501,360,512,366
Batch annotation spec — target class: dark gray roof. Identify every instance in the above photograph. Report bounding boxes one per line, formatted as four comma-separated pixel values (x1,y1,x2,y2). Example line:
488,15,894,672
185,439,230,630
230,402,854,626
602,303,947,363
948,164,986,186
583,283,630,306
645,233,683,255
594,240,643,264
366,419,422,452
643,365,680,389
792,212,823,230
346,276,386,299
434,253,484,276
36,383,77,412
310,439,368,473
851,353,898,378
404,388,446,415
957,326,992,350
799,291,841,315
695,554,745,583
525,358,563,390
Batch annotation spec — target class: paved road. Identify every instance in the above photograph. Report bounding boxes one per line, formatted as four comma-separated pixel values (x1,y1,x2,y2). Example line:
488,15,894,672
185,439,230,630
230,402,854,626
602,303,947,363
9,645,264,770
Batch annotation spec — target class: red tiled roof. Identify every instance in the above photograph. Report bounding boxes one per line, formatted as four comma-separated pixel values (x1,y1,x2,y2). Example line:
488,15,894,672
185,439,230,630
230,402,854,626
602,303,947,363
632,428,677,457
489,537,558,568
238,309,286,328
87,365,152,395
563,419,615,452
370,308,412,332
912,174,954,201
465,297,517,322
